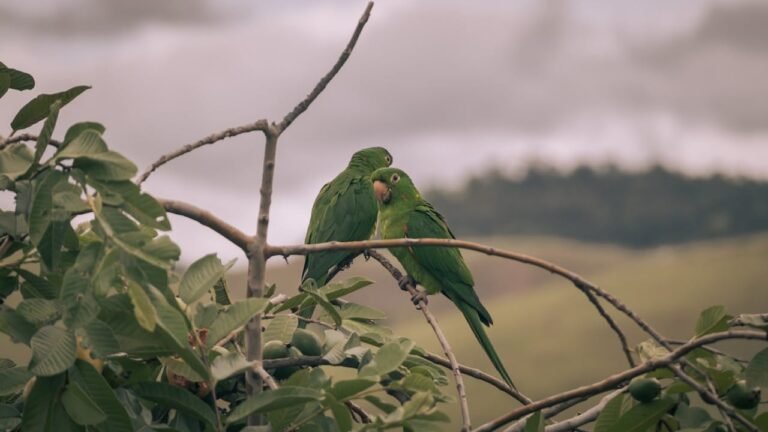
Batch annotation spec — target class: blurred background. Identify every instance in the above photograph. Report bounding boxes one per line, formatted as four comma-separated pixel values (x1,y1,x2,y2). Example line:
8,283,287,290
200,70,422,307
2,0,768,426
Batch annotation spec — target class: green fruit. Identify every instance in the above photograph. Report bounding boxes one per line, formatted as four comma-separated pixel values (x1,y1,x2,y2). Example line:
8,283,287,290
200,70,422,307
290,329,322,356
263,341,289,359
726,380,760,410
628,378,662,403
273,346,302,380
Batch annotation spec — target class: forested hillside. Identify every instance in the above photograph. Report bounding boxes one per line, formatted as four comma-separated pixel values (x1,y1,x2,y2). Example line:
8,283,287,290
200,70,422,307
427,166,768,246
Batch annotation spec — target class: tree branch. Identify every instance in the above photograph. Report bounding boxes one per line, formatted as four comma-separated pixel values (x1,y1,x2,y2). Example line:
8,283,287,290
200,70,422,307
542,388,624,432
277,2,374,133
158,198,252,252
137,120,269,185
245,126,279,426
579,289,635,367
254,365,279,390
368,250,471,431
472,330,765,432
0,133,61,151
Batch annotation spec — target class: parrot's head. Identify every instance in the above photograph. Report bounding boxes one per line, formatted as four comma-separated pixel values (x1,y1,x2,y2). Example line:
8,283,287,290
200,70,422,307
349,147,393,172
372,167,420,206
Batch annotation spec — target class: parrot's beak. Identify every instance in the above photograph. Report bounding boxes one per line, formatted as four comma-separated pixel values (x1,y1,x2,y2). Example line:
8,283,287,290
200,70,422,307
373,180,391,204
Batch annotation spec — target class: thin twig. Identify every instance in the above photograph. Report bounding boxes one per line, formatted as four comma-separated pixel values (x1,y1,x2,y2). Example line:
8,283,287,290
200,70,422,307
137,120,269,184
0,133,61,151
254,365,279,390
666,339,748,363
368,250,471,431
420,351,531,404
277,2,374,133
472,330,765,432
346,401,372,424
580,289,635,367
159,198,253,252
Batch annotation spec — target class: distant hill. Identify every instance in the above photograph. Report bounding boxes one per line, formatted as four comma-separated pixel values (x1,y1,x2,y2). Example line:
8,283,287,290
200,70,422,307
426,166,768,247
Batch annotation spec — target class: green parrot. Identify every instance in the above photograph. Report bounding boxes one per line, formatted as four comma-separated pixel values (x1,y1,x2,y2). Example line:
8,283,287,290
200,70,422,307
372,167,515,388
302,147,393,288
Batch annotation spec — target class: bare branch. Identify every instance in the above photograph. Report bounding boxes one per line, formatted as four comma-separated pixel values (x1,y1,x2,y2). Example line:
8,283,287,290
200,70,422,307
420,351,531,404
473,330,766,432
158,198,252,252
0,133,61,151
277,2,374,133
245,126,279,426
542,388,625,432
137,119,269,185
346,401,372,424
254,365,279,390
368,250,471,431
580,289,635,367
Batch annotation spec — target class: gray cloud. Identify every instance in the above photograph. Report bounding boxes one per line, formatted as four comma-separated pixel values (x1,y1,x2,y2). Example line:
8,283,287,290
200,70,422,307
2,0,767,257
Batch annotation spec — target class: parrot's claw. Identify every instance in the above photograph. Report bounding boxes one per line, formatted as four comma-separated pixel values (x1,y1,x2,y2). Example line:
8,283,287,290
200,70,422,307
398,275,416,291
363,249,371,261
411,290,429,306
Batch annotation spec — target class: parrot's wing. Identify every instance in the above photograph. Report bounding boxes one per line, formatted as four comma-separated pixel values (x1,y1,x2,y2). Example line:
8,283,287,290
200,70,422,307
302,175,377,284
406,205,493,325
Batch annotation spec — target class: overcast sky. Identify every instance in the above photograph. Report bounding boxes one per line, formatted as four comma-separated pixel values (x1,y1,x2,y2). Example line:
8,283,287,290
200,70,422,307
1,0,766,264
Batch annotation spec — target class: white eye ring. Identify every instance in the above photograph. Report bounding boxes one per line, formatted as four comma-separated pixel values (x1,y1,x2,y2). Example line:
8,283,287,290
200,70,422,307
391,173,400,183
385,155,391,164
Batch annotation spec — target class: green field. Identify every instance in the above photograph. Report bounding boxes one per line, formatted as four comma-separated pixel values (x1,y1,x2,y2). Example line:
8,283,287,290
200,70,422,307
3,234,767,427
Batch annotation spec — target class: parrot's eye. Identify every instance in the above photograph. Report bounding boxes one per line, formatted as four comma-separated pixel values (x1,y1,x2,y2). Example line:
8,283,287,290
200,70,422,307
384,155,392,165
391,173,400,183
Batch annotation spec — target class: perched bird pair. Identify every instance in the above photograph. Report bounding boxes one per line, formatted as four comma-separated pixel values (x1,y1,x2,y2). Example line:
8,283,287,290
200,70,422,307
302,147,515,388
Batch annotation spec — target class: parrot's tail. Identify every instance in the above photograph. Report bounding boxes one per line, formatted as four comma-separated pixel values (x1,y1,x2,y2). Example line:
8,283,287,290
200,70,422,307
458,302,516,390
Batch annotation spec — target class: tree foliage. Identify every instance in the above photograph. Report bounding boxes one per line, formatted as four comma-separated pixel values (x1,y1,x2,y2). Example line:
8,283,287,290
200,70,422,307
428,166,768,247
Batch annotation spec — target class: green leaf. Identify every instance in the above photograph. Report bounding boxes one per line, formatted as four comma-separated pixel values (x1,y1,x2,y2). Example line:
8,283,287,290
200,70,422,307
755,412,768,432
675,403,712,429
0,404,21,431
133,382,218,430
33,99,61,165
264,314,299,344
16,298,60,325
0,366,33,396
339,303,386,321
695,305,728,337
17,268,58,299
0,72,9,99
61,382,107,425
0,306,36,344
54,128,107,160
359,341,410,377
523,411,544,432
0,63,35,90
206,298,269,348
608,397,676,432
746,347,768,390
180,254,236,304
211,351,252,382
89,180,170,230
325,393,353,432
82,320,120,358
69,360,133,432
302,280,342,327
0,144,34,186
213,278,231,305
29,326,77,376
127,281,157,332
594,393,625,432
330,378,377,401
226,386,324,424
28,170,68,246
75,150,137,180
63,122,105,145
12,85,90,131
321,276,374,300
152,298,210,381
21,373,66,431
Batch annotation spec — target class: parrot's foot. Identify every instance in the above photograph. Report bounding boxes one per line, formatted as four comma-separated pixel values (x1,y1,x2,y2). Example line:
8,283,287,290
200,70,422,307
362,249,371,261
398,275,416,291
410,290,429,306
